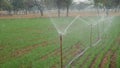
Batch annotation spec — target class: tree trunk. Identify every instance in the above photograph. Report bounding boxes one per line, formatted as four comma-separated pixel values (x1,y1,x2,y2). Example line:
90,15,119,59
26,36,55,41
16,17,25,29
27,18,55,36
25,9,28,15
8,10,12,16
118,2,120,12
96,6,99,16
106,8,109,16
34,0,44,16
14,10,17,15
39,8,43,16
114,7,117,12
40,10,43,16
58,8,60,17
66,6,69,16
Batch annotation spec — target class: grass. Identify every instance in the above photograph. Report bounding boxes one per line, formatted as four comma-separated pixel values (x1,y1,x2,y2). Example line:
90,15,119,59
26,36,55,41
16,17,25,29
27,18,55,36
0,16,120,68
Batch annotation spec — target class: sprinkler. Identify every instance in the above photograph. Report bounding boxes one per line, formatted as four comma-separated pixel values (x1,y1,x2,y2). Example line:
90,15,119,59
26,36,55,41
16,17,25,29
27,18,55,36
59,34,63,68
103,21,105,38
90,24,93,47
97,23,100,40
52,16,79,68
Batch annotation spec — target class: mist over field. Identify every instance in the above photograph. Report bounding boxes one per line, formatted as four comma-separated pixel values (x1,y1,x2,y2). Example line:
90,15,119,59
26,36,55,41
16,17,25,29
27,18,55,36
0,0,120,68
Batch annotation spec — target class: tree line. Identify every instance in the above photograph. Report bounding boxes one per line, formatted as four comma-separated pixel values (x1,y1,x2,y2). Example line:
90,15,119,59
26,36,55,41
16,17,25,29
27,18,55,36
0,0,120,16
0,0,72,16
93,0,120,15
0,0,46,15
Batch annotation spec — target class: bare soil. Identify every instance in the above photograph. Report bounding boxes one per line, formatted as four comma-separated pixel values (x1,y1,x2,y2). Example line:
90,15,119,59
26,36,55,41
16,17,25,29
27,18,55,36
11,39,57,57
99,36,120,68
40,48,60,61
78,53,91,68
49,42,83,68
89,42,107,68
90,54,100,68
0,11,120,19
89,34,120,68
109,52,117,68
109,35,120,68
0,46,4,50
99,51,113,68
12,30,59,58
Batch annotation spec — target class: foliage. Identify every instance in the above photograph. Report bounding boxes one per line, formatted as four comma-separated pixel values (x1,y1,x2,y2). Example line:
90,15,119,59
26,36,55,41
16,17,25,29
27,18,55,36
93,0,120,8
0,0,12,10
11,0,25,10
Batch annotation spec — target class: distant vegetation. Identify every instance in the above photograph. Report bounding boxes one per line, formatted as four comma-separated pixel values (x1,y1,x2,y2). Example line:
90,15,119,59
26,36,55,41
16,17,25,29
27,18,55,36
0,0,120,16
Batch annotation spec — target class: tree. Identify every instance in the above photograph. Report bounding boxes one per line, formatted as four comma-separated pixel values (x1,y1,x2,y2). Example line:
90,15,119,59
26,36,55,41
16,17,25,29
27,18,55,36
93,0,110,15
93,0,120,15
44,0,56,9
24,0,34,14
56,0,62,17
111,0,120,12
64,0,72,16
56,0,72,17
34,0,44,16
0,0,6,10
0,0,12,15
0,0,12,10
11,0,25,14
93,0,101,15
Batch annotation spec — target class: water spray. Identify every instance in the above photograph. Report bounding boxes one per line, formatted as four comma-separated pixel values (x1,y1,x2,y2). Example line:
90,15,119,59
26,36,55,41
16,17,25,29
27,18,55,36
64,16,80,34
59,16,80,68
52,15,80,68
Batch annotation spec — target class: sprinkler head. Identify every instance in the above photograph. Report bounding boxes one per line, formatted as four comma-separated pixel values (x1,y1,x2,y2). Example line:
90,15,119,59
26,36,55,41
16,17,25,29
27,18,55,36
58,31,65,36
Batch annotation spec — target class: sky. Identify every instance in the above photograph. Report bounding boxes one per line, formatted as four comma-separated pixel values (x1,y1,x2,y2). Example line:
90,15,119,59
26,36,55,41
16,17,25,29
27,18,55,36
73,0,92,4
73,0,87,2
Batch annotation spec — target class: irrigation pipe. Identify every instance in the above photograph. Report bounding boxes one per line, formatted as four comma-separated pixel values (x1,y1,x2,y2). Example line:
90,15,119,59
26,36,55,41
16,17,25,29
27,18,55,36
65,17,114,68
65,46,90,68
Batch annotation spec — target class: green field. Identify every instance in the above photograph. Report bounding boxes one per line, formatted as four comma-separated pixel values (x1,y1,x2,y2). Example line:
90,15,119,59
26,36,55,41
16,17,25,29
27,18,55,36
0,16,120,68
